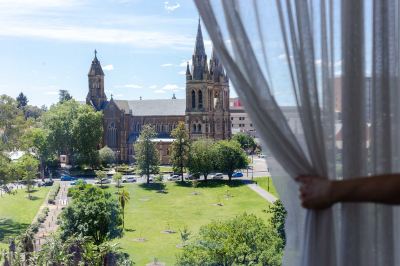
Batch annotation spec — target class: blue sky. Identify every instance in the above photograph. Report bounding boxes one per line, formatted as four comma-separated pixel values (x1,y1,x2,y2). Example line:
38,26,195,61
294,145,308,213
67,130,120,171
0,0,348,108
0,0,219,107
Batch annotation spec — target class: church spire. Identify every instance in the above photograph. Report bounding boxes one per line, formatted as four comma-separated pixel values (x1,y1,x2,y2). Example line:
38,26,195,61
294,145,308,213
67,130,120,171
191,19,208,80
88,49,104,76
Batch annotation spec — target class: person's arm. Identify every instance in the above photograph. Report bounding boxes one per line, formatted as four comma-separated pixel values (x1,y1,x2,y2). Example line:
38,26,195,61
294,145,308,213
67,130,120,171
296,174,400,209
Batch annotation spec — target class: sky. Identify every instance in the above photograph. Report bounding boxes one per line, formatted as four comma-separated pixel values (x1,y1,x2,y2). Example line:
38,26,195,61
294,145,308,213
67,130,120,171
0,0,219,107
0,0,351,108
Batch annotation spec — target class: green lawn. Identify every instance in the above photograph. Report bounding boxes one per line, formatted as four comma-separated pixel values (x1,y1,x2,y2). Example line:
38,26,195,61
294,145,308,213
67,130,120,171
106,180,272,265
253,176,279,198
0,187,50,250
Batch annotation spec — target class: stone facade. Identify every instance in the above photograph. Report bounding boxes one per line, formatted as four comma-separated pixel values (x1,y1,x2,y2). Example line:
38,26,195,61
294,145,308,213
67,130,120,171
86,21,231,163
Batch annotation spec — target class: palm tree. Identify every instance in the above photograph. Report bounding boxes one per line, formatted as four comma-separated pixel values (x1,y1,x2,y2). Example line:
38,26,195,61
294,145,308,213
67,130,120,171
118,189,130,230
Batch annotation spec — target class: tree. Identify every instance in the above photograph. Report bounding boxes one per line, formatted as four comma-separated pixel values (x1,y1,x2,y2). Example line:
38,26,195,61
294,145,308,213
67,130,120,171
118,189,130,230
60,185,123,244
113,172,123,190
95,170,107,189
59,90,72,103
134,125,159,184
214,140,249,181
16,154,39,199
0,155,11,194
73,105,103,167
21,128,50,179
169,122,190,181
0,95,27,150
188,138,215,181
232,133,257,153
16,92,28,109
99,146,116,166
267,199,287,251
23,105,43,120
176,213,283,266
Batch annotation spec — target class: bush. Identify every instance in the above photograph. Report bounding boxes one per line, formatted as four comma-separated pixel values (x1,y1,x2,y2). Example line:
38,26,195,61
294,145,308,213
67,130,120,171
48,183,60,204
99,146,116,166
30,222,40,233
37,207,50,223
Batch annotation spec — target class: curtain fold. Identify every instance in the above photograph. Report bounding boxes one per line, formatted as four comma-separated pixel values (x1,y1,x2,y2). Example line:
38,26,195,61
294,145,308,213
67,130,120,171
195,0,400,265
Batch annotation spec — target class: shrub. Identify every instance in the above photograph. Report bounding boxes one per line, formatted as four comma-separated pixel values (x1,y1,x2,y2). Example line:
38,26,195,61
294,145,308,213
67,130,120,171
48,183,60,204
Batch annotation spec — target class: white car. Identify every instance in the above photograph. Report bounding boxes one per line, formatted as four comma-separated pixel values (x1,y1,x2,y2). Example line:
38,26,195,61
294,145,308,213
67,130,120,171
122,175,137,183
167,174,181,181
211,173,224,180
95,178,111,184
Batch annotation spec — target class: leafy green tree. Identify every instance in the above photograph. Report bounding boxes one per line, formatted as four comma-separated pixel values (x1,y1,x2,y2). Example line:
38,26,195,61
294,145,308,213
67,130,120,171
58,89,72,103
177,213,283,266
214,140,249,181
95,170,108,188
16,92,28,109
15,154,39,199
188,138,215,181
118,189,130,230
0,155,11,193
21,128,50,179
134,124,159,184
267,199,287,250
113,172,123,190
60,185,123,244
169,122,190,181
232,133,257,153
0,95,27,150
73,105,103,167
99,146,116,166
23,105,43,120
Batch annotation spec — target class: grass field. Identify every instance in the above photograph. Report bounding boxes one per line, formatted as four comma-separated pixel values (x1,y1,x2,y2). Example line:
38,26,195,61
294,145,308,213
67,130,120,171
0,187,50,250
106,180,272,265
253,176,279,198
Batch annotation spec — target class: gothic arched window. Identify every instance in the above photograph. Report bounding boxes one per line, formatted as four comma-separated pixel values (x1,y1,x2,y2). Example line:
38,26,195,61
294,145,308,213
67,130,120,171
193,124,197,132
198,124,202,133
192,90,196,109
198,90,203,109
107,122,117,148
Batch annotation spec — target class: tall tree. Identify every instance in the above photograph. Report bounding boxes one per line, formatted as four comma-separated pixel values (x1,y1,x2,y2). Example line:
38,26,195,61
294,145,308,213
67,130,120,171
188,138,215,181
169,122,190,181
60,185,123,244
118,189,130,230
232,133,257,153
16,154,39,199
214,140,249,181
16,92,28,109
0,155,11,194
134,125,159,184
59,90,73,103
267,199,287,251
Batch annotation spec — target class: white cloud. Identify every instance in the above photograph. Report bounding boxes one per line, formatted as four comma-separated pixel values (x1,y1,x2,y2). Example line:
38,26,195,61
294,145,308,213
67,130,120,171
154,89,166,94
164,1,180,12
178,70,186,75
278,53,287,60
103,64,114,71
149,85,157,89
315,59,322,66
161,84,184,92
44,91,58,95
179,59,191,67
334,60,342,67
119,84,142,89
161,63,174,67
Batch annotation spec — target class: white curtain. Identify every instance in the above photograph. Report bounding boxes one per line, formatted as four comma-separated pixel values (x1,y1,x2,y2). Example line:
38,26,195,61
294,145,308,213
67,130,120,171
194,0,400,265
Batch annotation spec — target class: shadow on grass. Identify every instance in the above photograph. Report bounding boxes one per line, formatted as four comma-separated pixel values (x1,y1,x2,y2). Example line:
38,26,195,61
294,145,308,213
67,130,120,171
139,182,166,191
125,228,136,232
0,218,29,242
174,179,246,189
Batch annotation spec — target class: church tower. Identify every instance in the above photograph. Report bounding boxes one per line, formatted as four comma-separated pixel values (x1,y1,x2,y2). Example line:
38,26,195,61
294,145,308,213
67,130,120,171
185,20,231,140
86,50,107,111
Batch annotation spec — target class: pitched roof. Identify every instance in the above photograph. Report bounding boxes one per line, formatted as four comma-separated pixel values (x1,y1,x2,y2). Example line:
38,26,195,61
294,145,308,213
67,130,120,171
88,53,104,76
113,99,185,116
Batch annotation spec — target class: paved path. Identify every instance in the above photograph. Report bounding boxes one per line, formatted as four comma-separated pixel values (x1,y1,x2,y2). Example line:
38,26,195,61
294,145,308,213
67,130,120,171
241,179,277,203
33,181,70,251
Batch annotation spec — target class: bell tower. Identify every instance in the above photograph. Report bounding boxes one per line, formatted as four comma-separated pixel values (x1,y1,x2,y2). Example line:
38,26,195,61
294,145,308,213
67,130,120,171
86,50,107,110
185,20,231,140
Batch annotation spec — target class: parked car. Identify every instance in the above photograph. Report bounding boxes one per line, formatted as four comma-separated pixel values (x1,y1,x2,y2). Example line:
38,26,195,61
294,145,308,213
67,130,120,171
232,171,244,178
167,174,181,181
258,154,266,158
95,178,111,185
38,179,54,187
186,173,200,180
60,175,76,181
211,173,224,180
122,175,137,183
71,179,87,186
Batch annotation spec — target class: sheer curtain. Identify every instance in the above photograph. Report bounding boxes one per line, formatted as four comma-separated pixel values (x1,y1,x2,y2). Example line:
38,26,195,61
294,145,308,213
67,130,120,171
194,0,400,265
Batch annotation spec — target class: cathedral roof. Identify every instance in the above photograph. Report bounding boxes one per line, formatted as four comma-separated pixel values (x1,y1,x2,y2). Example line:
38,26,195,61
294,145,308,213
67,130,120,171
113,99,185,116
88,50,104,76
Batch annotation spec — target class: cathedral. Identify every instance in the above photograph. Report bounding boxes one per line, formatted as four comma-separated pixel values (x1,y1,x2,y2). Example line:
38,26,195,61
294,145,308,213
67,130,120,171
86,21,231,163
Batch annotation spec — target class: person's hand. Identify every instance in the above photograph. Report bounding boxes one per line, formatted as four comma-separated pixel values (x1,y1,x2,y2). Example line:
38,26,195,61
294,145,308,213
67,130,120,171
295,176,334,209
